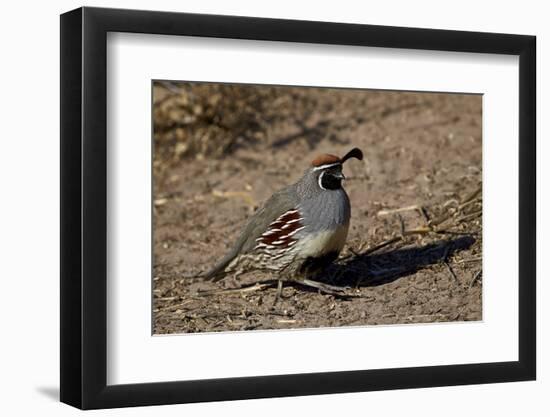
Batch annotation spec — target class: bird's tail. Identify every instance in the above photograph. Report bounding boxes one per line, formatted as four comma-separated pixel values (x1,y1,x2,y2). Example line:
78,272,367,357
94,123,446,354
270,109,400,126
203,250,237,282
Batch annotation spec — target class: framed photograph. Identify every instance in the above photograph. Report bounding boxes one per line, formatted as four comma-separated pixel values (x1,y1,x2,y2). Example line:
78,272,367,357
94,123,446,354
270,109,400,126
60,6,536,409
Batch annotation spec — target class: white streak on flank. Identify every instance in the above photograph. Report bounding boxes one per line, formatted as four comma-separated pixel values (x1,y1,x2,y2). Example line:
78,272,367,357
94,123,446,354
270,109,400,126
282,219,302,229
267,226,306,244
312,162,341,171
254,208,305,249
274,209,299,221
256,229,281,241
254,243,274,250
273,247,293,258
282,224,305,232
279,226,305,239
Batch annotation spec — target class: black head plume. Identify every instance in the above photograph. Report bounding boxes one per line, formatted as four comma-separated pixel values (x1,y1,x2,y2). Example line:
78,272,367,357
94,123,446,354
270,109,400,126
340,147,363,164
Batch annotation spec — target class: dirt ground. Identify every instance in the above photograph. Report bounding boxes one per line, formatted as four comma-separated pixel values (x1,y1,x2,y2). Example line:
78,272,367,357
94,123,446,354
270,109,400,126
152,82,482,334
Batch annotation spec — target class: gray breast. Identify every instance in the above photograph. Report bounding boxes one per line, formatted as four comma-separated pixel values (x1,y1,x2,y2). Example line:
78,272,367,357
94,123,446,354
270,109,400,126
299,188,350,234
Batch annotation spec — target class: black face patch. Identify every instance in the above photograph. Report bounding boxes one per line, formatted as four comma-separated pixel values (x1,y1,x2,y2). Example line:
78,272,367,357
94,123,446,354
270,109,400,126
319,166,344,190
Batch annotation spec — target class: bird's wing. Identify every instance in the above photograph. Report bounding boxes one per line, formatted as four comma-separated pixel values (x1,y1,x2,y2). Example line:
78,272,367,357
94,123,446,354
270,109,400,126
204,187,298,281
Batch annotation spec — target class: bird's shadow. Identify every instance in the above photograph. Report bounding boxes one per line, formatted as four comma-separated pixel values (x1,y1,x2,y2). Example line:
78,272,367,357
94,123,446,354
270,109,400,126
310,235,476,290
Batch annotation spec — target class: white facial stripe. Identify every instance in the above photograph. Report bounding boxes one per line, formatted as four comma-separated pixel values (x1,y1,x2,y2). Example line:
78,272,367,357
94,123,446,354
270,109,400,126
312,162,341,171
318,171,326,190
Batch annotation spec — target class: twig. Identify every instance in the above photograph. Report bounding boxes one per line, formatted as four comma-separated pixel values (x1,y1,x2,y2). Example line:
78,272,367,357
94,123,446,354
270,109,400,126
441,245,459,283
460,185,482,205
377,205,420,216
428,188,480,228
444,259,459,283
404,227,432,235
361,236,402,255
433,230,479,236
406,313,447,321
342,224,473,263
157,299,200,312
398,214,405,236
295,279,363,299
458,198,481,211
455,210,482,223
419,206,431,225
443,198,459,208
429,211,455,228
455,256,482,264
357,226,463,257
469,270,482,288
196,281,277,296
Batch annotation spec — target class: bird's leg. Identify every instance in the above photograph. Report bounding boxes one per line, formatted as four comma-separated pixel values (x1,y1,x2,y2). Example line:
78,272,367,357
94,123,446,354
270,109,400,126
273,279,284,305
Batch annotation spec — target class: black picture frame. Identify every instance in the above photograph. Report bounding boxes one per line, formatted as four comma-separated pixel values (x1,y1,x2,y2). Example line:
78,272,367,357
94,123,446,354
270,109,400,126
60,6,536,410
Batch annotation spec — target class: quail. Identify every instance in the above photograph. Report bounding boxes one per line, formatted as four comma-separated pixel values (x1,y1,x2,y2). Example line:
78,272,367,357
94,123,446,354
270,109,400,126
204,147,363,298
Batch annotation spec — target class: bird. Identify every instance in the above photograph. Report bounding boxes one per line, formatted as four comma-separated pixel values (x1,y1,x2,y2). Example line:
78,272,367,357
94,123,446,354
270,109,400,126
204,147,364,300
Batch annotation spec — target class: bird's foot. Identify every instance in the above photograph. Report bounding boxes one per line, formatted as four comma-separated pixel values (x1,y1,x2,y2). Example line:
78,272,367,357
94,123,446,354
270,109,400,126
295,278,353,297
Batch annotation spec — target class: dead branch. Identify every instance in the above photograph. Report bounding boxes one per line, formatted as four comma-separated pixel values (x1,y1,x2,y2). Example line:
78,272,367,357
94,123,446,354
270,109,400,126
442,245,459,283
460,185,482,206
196,281,277,296
469,270,482,288
455,210,482,224
377,205,420,216
455,256,482,264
